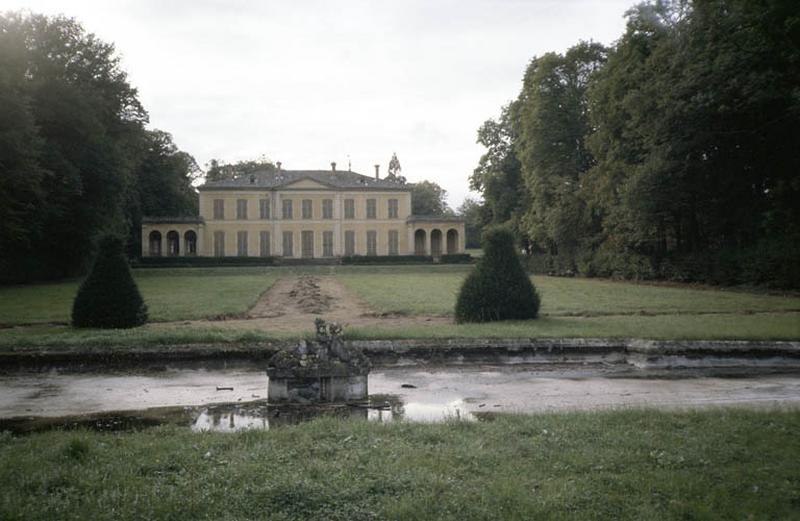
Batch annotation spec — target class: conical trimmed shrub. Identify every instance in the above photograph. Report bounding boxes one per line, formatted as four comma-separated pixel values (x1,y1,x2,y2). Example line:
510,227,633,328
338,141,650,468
72,235,148,328
455,227,540,323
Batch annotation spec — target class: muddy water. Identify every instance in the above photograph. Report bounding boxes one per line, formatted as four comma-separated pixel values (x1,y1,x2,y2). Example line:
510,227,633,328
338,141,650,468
1,364,799,434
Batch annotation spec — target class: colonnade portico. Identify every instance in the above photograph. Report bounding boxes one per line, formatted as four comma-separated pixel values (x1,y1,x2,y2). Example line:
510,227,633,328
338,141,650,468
406,217,466,257
141,218,205,257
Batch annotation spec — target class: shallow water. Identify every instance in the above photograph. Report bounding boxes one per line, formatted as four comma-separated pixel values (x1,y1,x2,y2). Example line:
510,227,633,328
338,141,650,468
1,363,798,434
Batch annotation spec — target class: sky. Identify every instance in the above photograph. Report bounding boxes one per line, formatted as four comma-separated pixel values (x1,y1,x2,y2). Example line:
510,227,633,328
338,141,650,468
1,0,633,208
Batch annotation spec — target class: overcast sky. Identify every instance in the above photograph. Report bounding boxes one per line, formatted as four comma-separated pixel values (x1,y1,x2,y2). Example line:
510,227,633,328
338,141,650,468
2,0,633,207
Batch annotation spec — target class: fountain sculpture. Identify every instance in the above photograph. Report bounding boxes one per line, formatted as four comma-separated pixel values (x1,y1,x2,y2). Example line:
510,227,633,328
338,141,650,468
266,319,371,403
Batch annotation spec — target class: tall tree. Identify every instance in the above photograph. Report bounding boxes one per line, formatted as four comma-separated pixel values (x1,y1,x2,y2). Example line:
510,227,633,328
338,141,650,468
0,12,148,281
515,41,607,266
411,180,450,216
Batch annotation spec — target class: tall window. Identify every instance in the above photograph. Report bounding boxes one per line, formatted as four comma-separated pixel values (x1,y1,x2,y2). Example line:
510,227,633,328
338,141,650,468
237,199,248,220
366,199,376,219
302,199,313,219
344,231,355,256
213,199,224,220
237,231,248,256
323,231,334,257
366,231,377,256
322,199,333,219
388,230,399,255
213,231,225,257
259,199,270,219
282,199,293,219
260,231,271,257
282,231,293,257
344,199,355,219
301,231,314,258
388,199,398,219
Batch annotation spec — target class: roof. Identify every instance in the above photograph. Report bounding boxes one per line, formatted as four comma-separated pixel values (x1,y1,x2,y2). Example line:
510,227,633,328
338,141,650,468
142,216,204,224
198,169,412,192
406,215,465,223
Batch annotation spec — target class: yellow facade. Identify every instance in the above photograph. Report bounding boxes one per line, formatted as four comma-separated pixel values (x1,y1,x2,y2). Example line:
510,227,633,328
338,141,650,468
142,171,465,259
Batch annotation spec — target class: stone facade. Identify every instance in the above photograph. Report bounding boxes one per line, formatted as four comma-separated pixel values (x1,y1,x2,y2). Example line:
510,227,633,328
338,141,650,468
142,166,465,259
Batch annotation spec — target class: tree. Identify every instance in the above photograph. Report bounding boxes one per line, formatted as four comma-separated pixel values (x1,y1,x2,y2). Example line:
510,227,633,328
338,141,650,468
205,156,274,182
455,227,540,322
515,41,607,267
411,180,450,216
0,12,148,282
457,198,488,249
71,235,147,328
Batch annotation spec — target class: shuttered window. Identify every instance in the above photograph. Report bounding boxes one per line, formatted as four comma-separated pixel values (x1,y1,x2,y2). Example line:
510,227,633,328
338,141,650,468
302,199,312,219
282,200,293,219
366,231,377,256
237,199,248,220
323,231,334,257
282,231,293,257
344,231,355,256
388,199,398,218
213,231,225,257
260,231,270,257
388,230,399,255
344,199,355,219
366,199,376,219
301,231,314,258
322,199,333,219
259,199,270,219
213,199,224,219
237,231,248,256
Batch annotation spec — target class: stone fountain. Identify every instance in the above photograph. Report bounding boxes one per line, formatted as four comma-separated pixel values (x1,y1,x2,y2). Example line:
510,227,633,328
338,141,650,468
266,319,371,403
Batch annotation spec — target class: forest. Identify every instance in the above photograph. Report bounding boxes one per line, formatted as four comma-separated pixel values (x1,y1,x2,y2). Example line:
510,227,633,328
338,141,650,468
470,0,799,288
0,13,198,283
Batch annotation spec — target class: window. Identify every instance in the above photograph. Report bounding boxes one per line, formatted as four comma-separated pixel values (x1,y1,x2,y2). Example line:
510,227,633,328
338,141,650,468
388,199,398,219
322,199,333,219
366,199,376,219
213,231,225,257
237,231,248,256
388,230,399,255
323,231,333,257
213,199,224,220
344,231,355,256
237,199,248,220
259,199,270,219
301,231,314,258
344,199,355,219
260,231,270,257
366,231,377,256
302,199,312,219
282,231,293,257
282,199,293,219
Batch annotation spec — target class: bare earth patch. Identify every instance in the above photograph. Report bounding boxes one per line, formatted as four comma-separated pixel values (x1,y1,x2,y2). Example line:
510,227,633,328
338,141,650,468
152,275,451,334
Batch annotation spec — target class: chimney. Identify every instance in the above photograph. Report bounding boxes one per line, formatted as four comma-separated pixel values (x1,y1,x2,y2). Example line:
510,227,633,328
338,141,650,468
331,161,336,172
374,164,380,180
276,161,282,171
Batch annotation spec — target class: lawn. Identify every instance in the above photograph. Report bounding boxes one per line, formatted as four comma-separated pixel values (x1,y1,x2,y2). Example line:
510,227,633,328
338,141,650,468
0,264,798,346
0,268,280,324
336,265,800,317
1,409,798,520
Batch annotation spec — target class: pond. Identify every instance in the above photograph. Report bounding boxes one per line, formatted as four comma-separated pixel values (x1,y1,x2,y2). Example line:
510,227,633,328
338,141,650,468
1,362,798,434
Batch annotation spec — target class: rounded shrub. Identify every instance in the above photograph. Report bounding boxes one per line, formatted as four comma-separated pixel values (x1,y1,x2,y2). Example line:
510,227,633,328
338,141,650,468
455,227,540,323
71,235,148,328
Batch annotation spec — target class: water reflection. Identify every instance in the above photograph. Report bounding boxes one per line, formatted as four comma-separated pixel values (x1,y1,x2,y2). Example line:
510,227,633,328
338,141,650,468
1,395,476,435
190,396,475,432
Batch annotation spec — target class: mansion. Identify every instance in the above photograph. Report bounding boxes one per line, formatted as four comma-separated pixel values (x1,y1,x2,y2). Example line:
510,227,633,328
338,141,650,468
142,164,465,259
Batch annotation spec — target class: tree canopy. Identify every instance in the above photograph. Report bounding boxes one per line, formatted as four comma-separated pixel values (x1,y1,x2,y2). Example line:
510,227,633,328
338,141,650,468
0,12,197,283
470,0,800,288
411,180,451,216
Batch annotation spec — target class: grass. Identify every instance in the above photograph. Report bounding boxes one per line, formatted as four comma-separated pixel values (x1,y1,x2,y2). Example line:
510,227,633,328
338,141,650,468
336,265,800,317
0,265,798,347
0,268,280,324
1,409,799,520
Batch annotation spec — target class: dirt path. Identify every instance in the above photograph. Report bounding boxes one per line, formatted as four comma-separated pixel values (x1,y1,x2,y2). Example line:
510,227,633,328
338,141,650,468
152,275,451,334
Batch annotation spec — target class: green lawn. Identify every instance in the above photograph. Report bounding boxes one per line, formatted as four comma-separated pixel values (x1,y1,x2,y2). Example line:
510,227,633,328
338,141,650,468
0,268,279,324
1,409,798,520
336,265,800,317
0,265,798,346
